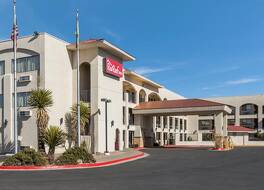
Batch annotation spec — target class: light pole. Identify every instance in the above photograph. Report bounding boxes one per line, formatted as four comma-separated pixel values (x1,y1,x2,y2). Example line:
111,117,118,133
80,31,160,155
101,98,111,155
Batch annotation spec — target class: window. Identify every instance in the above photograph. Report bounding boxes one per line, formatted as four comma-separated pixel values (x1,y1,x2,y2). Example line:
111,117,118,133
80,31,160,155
13,92,31,107
175,118,178,128
0,61,5,75
180,134,183,141
184,134,187,141
0,94,3,107
180,119,183,130
12,55,40,73
163,117,167,127
122,106,125,125
156,132,161,140
199,120,214,130
202,133,214,141
228,119,235,126
139,90,146,103
128,108,134,125
240,104,258,115
125,91,136,103
156,116,161,127
169,117,173,128
240,118,258,129
184,120,187,130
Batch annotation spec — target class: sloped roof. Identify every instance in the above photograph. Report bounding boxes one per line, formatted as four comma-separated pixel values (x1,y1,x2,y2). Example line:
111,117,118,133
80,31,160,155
134,99,225,110
228,125,254,132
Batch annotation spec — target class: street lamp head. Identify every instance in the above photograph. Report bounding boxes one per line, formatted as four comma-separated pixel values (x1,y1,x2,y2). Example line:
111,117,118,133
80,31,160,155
101,98,111,103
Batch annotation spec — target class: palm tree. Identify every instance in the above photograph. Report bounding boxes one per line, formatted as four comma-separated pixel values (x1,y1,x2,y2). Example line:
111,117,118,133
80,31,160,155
71,102,91,141
28,89,54,151
43,126,65,162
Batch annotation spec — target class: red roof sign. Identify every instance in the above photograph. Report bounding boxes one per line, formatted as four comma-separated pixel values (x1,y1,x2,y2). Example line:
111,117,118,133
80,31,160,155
104,58,123,78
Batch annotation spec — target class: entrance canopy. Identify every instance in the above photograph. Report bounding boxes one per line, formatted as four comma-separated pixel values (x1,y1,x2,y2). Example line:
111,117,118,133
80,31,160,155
133,99,232,116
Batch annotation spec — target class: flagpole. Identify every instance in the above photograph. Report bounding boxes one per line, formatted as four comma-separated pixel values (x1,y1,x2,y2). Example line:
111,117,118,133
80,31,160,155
13,0,18,154
76,10,81,147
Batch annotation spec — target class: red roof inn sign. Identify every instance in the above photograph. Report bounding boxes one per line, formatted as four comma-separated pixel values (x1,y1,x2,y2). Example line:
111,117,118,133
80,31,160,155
104,58,123,78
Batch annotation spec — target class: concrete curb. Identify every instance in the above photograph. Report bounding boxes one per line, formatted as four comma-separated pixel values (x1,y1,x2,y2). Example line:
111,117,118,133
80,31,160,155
0,151,146,171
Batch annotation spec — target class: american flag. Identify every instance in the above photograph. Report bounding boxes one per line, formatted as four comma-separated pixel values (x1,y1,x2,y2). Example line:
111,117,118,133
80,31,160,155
11,24,18,41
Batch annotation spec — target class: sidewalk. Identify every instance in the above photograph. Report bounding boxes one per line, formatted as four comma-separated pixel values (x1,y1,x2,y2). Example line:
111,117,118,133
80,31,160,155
94,148,144,163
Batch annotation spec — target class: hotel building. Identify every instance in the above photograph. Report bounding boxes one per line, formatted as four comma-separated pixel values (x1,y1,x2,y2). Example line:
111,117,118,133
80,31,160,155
0,33,263,154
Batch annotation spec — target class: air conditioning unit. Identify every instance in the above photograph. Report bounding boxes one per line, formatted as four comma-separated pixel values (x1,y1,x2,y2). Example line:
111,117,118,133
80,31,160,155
19,75,32,82
19,110,32,117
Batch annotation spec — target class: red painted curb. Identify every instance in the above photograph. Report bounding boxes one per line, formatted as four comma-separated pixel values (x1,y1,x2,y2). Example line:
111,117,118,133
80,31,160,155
0,152,145,171
163,145,213,148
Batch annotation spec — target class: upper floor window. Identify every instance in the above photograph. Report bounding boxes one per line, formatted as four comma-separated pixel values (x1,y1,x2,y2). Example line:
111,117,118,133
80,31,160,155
156,116,161,127
12,92,31,107
128,108,134,125
240,118,258,129
228,119,235,126
122,106,126,125
169,117,173,128
163,117,167,127
184,120,187,130
0,61,5,75
12,55,40,73
139,90,146,103
240,104,258,115
0,94,3,107
175,118,178,128
148,93,161,102
199,119,214,130
180,119,183,130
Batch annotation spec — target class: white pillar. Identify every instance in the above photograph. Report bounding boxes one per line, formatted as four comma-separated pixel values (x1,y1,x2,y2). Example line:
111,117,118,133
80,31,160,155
235,107,240,126
215,112,224,136
223,113,228,136
258,105,262,130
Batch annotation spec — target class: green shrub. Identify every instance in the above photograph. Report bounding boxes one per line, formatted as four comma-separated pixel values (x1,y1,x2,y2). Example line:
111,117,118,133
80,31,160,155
2,148,47,166
55,145,95,165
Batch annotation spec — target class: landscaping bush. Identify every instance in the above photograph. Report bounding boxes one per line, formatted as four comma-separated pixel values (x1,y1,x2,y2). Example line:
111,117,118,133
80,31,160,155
55,144,95,165
3,148,47,166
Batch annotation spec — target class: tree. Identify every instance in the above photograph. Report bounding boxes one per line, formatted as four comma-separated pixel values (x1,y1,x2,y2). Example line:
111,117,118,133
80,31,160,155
43,126,65,162
28,89,54,152
70,102,91,143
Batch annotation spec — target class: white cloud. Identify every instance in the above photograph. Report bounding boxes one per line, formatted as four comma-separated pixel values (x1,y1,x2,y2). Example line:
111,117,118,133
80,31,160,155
210,66,240,74
104,28,122,41
225,78,262,85
132,67,171,75
202,77,263,90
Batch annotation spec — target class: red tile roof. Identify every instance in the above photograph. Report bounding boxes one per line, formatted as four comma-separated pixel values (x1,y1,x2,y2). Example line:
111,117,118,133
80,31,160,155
227,125,254,132
134,99,225,110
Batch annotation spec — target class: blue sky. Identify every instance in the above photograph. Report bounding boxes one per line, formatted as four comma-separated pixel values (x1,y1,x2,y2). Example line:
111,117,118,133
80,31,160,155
0,0,263,98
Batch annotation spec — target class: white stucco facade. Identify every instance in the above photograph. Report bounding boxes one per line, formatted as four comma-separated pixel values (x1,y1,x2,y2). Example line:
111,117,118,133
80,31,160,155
0,33,183,154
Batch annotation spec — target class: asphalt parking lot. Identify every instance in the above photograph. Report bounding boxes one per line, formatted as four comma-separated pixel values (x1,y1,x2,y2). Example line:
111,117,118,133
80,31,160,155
0,147,264,190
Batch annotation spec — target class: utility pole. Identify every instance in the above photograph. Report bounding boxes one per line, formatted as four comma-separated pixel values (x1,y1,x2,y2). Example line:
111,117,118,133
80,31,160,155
101,98,111,155
76,10,81,147
12,0,18,154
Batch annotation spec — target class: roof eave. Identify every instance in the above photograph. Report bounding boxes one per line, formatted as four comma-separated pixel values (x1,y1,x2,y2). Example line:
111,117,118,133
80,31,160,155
67,39,135,62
